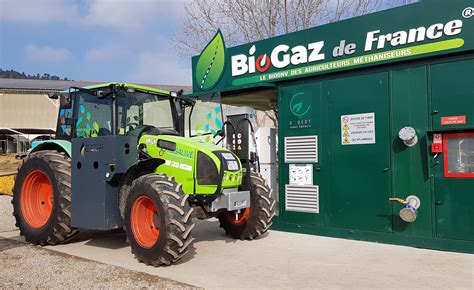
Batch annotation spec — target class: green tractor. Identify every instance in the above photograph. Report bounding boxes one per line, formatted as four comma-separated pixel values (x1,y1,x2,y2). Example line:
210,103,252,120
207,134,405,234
12,83,276,266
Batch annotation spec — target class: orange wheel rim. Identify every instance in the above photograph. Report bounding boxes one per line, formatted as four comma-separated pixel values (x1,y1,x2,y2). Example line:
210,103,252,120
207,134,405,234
224,208,251,226
20,170,53,229
131,196,160,249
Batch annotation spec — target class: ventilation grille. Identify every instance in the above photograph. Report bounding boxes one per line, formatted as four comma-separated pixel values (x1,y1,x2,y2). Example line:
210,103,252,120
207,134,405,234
285,184,319,213
284,136,318,163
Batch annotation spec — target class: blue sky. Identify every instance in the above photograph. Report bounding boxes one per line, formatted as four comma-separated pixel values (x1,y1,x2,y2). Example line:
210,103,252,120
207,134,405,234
0,0,412,86
0,0,190,85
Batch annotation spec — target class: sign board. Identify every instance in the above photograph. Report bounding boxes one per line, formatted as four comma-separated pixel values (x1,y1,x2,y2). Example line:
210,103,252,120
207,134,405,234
289,164,313,185
441,115,467,125
341,113,375,145
192,0,474,93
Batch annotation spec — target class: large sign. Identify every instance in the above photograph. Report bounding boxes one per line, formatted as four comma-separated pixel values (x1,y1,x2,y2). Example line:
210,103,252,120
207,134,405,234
192,0,474,93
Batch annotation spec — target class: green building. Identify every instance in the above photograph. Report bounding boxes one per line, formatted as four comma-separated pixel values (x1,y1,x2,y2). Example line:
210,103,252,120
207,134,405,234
191,0,474,253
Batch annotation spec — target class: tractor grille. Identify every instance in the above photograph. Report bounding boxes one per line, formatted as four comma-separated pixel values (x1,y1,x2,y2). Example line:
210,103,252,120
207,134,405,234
284,136,318,163
285,184,319,213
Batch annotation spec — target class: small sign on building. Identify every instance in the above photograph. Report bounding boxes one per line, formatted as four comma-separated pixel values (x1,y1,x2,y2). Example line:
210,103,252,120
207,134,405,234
341,113,376,145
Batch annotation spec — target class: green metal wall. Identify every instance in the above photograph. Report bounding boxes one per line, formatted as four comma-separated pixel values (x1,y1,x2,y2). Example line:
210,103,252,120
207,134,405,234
274,54,474,253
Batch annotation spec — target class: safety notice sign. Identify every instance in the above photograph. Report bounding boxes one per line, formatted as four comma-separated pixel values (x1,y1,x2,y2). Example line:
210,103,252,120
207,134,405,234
341,113,375,145
289,164,313,185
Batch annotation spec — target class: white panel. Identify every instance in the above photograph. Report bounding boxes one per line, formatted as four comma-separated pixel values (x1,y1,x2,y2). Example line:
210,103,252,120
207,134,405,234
284,135,318,163
285,184,319,214
256,127,277,164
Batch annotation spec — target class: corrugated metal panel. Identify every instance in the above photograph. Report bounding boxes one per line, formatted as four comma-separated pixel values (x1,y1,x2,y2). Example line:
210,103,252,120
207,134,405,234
0,93,57,130
285,184,319,213
0,79,192,93
284,136,318,163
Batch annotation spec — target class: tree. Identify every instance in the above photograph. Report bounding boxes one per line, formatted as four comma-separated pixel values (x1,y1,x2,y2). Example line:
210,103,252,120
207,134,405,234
174,0,417,57
174,0,418,129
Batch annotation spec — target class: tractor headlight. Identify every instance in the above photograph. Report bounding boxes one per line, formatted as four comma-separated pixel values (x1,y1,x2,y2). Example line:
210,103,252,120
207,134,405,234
197,151,219,185
219,152,240,171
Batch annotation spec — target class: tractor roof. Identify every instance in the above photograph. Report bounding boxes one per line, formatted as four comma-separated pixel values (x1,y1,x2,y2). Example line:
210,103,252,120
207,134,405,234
64,82,171,96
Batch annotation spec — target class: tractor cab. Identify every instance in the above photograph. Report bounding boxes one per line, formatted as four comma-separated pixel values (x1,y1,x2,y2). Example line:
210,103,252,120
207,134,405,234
54,83,185,140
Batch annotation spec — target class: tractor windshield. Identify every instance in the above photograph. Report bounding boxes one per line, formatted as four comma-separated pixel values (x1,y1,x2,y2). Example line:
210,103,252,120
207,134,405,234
117,91,176,135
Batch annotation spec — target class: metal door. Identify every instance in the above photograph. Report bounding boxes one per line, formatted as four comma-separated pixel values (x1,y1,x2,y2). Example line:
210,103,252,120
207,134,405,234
326,72,392,232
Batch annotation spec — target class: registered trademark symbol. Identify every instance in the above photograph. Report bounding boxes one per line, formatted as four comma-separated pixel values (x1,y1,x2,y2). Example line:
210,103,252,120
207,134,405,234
462,7,473,18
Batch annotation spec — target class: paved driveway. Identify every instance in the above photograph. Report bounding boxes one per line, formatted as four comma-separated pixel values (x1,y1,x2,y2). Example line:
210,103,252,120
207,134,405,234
1,196,473,289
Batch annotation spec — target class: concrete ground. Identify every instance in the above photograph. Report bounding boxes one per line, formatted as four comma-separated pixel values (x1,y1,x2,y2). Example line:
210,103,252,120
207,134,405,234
1,195,473,289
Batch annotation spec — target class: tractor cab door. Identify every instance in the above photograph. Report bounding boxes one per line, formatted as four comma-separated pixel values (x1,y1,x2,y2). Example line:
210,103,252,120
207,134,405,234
70,87,136,230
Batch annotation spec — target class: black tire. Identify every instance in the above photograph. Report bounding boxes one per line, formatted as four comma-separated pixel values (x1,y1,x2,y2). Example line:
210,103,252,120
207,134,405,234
124,174,195,266
218,172,276,240
12,150,78,245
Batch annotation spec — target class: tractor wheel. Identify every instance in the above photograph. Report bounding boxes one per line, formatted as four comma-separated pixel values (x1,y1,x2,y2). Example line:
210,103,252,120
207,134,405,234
218,172,276,240
124,174,195,266
12,150,77,245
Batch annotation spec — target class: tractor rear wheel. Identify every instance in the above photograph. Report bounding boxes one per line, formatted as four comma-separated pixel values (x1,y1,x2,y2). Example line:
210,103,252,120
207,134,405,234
124,174,195,266
12,150,77,245
218,172,276,240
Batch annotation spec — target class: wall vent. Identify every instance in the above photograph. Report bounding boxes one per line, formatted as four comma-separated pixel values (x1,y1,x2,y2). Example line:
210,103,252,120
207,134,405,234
284,136,318,163
285,184,319,213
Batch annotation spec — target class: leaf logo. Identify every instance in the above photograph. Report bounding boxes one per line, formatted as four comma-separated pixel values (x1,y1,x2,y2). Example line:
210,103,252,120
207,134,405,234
290,93,310,117
292,101,303,113
195,30,226,91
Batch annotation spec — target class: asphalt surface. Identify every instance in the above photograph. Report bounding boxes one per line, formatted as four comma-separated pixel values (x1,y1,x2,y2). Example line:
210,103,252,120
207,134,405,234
1,195,473,289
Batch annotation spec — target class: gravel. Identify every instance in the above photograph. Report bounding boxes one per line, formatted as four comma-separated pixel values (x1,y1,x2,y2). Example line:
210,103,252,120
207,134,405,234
0,196,198,289
0,239,197,289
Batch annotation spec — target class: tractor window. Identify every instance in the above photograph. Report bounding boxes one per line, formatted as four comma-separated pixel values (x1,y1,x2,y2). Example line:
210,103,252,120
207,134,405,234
117,92,175,135
75,92,113,138
56,108,73,139
187,92,223,144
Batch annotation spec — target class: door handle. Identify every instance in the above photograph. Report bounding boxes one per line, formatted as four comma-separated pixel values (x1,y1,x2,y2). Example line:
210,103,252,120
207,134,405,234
435,201,442,205
382,168,389,172
315,167,321,172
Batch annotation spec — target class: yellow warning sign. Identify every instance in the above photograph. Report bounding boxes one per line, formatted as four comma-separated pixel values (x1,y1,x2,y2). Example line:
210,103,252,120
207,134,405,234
343,137,350,144
343,131,349,137
237,145,242,150
343,124,350,130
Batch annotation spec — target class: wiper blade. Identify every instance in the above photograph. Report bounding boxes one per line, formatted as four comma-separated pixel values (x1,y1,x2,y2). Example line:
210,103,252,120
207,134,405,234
70,86,99,96
70,86,112,99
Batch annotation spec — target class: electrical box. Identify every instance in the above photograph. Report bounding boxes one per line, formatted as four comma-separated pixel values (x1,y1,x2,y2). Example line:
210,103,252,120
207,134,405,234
256,127,277,201
223,106,258,170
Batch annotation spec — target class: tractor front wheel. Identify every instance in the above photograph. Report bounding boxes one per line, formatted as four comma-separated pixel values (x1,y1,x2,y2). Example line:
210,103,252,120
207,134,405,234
124,174,195,266
12,150,77,245
218,172,276,240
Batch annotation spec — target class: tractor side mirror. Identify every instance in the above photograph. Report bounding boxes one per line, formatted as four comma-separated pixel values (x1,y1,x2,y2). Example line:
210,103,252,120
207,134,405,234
59,94,72,109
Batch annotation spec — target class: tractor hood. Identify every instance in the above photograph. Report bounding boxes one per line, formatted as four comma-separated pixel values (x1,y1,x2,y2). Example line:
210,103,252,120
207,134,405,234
139,134,242,195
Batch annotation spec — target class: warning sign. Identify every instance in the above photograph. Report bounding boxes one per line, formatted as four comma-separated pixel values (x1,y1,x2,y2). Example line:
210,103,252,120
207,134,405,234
341,113,376,145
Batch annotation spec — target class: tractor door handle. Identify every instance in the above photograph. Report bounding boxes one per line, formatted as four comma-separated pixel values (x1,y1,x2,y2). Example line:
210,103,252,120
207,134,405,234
435,201,442,205
382,168,389,172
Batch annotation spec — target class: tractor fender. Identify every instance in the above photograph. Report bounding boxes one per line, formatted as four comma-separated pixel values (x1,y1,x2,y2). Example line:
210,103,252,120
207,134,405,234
118,158,165,219
30,140,72,157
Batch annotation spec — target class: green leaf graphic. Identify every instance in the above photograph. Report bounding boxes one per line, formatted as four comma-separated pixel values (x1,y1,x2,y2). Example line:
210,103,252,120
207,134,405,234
293,101,303,113
92,121,100,135
195,30,226,91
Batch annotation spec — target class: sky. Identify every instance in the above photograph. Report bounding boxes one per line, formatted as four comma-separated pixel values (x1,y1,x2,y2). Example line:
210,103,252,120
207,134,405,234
0,0,191,85
0,0,412,86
